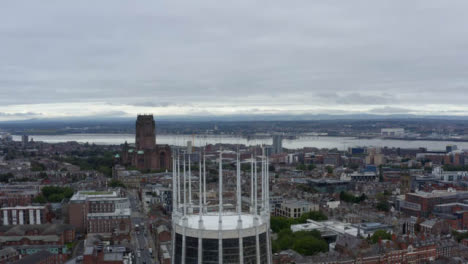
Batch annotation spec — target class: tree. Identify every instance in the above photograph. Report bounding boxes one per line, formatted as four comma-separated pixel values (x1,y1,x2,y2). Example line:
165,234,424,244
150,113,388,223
294,230,322,240
32,194,47,204
292,236,328,255
48,193,65,202
62,150,115,176
376,201,390,212
340,191,366,203
296,163,306,171
40,186,74,202
273,229,295,251
375,192,386,202
370,230,392,243
452,230,468,242
272,228,328,256
0,173,14,183
63,188,74,199
297,184,317,193
31,162,46,171
271,216,296,233
109,179,126,188
298,211,328,223
443,165,468,171
98,166,112,177
241,163,251,172
269,164,275,172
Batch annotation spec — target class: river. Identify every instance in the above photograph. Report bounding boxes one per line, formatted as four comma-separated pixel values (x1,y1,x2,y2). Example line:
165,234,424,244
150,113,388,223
12,134,468,151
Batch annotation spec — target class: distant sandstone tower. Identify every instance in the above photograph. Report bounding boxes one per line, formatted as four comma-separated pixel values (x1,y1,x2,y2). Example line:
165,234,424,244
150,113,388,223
136,114,156,149
122,114,171,171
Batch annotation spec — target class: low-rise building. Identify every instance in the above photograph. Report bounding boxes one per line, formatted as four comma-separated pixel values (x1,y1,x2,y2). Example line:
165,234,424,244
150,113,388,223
156,225,171,245
401,189,468,217
348,171,379,182
0,247,19,264
0,224,75,249
13,250,65,264
159,244,171,264
68,190,131,237
291,220,392,238
83,246,125,264
1,205,48,226
143,185,173,213
274,199,318,218
381,128,405,137
432,166,467,182
0,185,40,207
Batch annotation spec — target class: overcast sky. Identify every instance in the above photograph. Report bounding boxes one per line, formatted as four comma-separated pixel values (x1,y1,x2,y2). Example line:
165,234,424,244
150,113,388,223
1,0,468,120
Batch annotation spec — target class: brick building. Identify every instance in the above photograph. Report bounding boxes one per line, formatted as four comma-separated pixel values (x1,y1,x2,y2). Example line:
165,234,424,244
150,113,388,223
444,151,465,166
68,191,131,237
401,189,468,217
0,224,75,247
121,115,171,171
83,246,124,264
13,250,65,264
0,185,40,207
319,237,438,264
159,244,171,264
433,202,468,230
156,225,171,245
0,247,19,264
1,205,48,226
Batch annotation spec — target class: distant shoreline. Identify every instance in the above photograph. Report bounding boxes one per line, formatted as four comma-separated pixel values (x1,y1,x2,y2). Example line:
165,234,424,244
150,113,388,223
15,133,468,143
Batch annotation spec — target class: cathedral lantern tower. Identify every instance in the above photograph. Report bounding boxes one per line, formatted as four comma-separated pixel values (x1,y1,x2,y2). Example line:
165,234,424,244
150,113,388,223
135,114,156,150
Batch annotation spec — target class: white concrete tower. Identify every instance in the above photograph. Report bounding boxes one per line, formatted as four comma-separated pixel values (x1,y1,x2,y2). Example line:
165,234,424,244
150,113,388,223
172,149,272,264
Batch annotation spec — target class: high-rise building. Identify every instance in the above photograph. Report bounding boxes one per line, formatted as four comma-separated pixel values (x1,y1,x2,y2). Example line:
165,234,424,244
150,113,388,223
121,115,172,171
21,135,28,147
135,115,156,149
446,145,458,153
171,150,272,264
272,134,282,154
187,141,193,154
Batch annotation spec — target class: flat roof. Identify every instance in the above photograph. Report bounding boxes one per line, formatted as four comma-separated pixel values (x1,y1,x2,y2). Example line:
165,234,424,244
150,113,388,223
0,235,59,243
291,220,359,237
175,213,265,230
84,247,94,255
87,208,131,218
70,190,118,201
103,253,123,261
1,205,45,210
282,199,313,207
408,190,467,198
80,191,114,195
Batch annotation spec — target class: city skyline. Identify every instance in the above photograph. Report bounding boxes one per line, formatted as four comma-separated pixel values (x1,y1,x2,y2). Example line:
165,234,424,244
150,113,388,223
2,1,468,120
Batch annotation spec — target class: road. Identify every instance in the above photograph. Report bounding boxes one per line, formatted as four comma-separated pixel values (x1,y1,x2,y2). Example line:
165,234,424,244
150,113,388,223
129,190,157,264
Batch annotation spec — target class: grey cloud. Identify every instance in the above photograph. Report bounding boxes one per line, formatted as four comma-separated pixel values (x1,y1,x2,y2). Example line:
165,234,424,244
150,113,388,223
369,106,413,114
1,0,468,116
317,92,394,105
335,93,394,105
126,102,191,108
86,111,129,117
0,112,42,117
